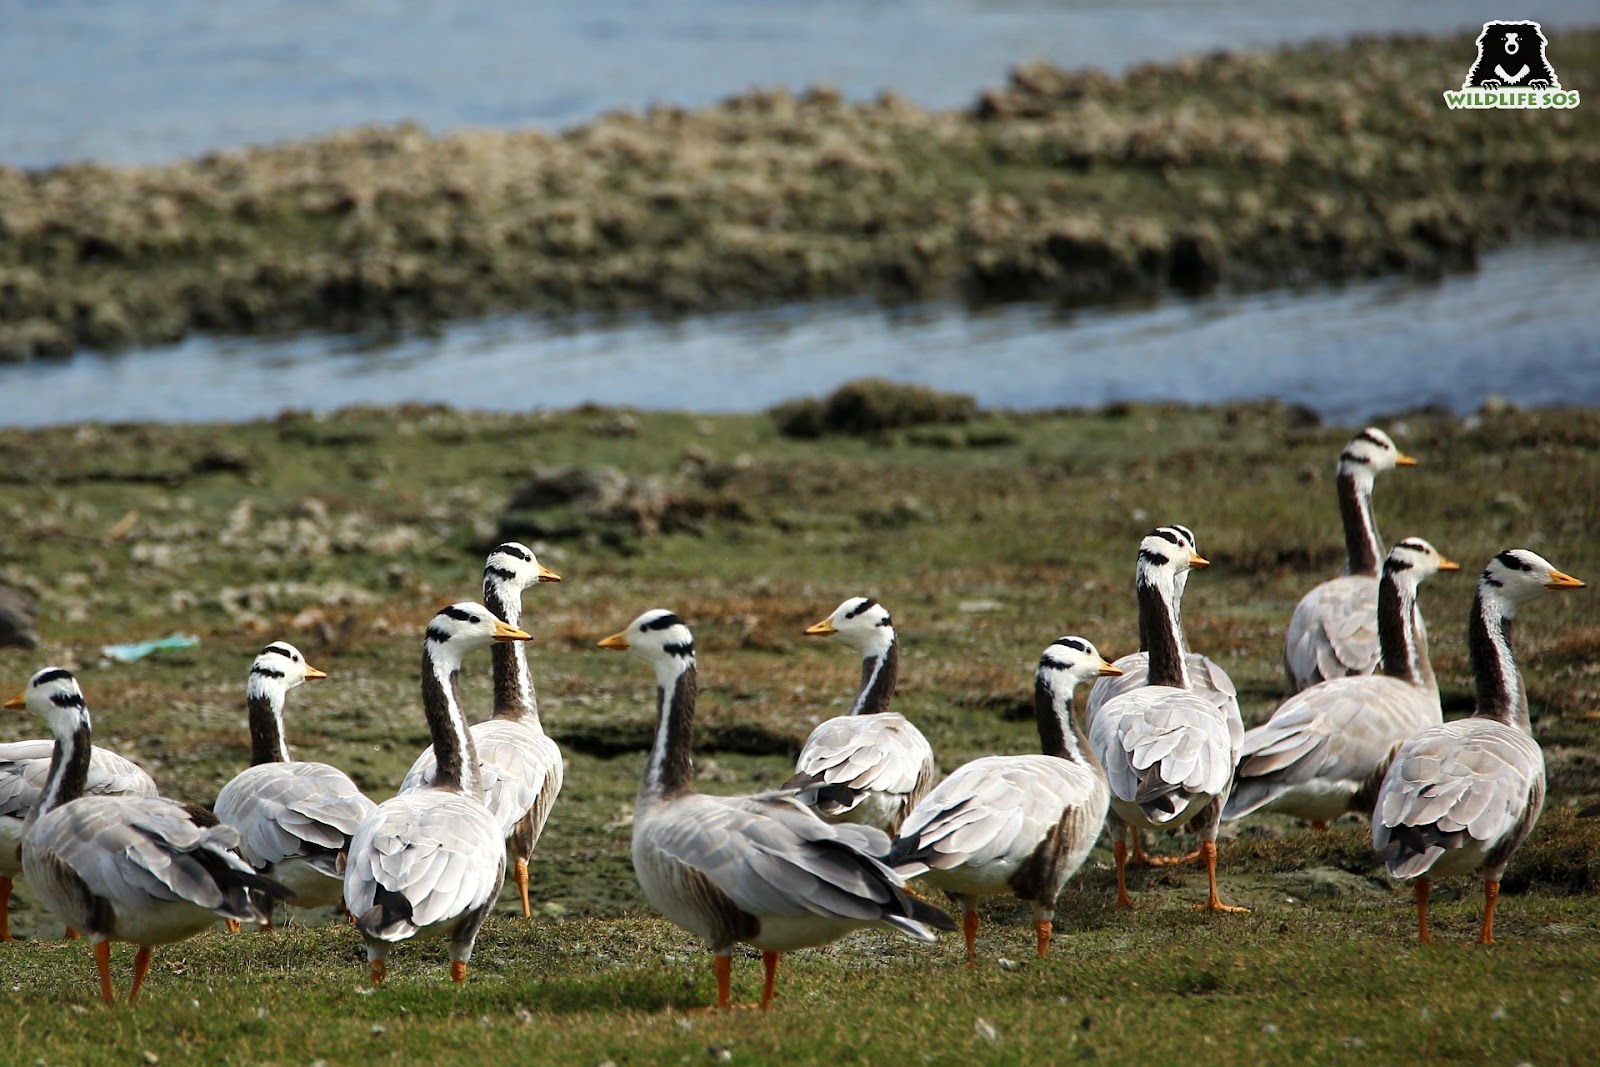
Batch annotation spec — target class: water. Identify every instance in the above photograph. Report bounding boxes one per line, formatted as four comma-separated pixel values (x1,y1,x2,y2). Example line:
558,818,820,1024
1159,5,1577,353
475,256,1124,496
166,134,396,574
5,243,1596,428
4,1,1596,169
3,4,1597,426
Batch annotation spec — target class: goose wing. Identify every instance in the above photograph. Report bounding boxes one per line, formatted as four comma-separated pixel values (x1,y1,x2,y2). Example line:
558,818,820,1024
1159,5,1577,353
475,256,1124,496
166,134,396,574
1226,675,1438,819
892,755,1100,874
789,714,933,798
343,792,504,939
26,795,265,915
647,792,915,925
1372,720,1545,878
1091,686,1233,820
400,722,564,839
215,762,376,872
1087,652,1241,745
1284,576,1382,689
1,742,158,819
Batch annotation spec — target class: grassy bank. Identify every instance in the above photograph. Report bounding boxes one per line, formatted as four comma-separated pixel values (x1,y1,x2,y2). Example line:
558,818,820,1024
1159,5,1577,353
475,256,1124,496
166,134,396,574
1,398,1598,1062
2,29,1599,360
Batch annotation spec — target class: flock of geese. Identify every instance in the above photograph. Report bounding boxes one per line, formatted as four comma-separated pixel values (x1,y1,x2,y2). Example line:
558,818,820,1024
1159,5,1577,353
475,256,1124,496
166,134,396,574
0,428,1587,1009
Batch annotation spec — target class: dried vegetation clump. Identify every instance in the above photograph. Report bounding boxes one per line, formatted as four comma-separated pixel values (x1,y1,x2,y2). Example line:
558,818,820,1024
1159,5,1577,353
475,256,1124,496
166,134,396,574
1,31,1597,358
770,378,978,438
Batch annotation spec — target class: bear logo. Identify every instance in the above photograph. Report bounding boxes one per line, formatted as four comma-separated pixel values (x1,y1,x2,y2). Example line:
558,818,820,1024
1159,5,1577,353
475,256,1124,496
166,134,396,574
1463,20,1560,90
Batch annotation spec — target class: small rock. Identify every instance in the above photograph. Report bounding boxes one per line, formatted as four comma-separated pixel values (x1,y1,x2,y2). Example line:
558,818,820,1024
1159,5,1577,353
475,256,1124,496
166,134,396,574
708,1047,733,1062
143,1053,159,1066
959,599,1005,614
997,958,1025,972
975,1018,999,1043
371,1024,387,1036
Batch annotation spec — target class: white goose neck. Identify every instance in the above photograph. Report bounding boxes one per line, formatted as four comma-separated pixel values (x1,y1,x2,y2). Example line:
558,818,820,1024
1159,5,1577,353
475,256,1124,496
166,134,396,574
486,576,540,728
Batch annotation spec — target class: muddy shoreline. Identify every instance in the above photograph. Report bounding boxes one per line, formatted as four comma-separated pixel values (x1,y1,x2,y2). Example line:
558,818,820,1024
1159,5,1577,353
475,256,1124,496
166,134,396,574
2,30,1597,361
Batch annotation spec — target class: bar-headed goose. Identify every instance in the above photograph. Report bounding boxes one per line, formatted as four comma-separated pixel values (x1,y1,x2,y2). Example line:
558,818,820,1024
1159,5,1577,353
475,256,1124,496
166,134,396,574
343,603,530,985
1374,550,1583,943
891,636,1116,965
1086,525,1242,864
785,597,933,835
1283,428,1417,692
213,642,375,927
1226,538,1458,828
1088,528,1246,912
1,726,157,941
6,668,287,1004
401,543,564,919
600,609,955,1010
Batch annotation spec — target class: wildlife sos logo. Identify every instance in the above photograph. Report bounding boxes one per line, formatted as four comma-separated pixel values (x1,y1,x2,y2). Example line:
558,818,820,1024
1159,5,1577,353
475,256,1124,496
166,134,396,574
1444,21,1580,109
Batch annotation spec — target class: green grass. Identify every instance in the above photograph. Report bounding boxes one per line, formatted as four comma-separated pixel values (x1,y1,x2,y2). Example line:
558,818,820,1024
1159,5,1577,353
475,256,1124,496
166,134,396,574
1,399,1599,1062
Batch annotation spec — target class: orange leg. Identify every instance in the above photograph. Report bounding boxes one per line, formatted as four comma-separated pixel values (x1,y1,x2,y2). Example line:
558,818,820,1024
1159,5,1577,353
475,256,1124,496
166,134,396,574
0,875,11,942
128,947,152,1004
65,928,81,941
1113,839,1134,908
94,940,115,1005
1415,877,1433,944
1310,820,1330,832
1194,841,1249,913
450,960,468,984
1129,833,1151,866
1145,846,1203,867
713,954,732,1010
759,951,780,1010
963,909,980,967
1035,919,1052,959
515,858,532,920
370,959,387,986
263,909,274,933
1480,880,1499,945
226,920,240,934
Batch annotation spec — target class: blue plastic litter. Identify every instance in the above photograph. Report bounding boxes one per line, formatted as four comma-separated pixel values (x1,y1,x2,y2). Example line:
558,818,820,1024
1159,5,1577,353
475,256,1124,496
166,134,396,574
101,632,201,663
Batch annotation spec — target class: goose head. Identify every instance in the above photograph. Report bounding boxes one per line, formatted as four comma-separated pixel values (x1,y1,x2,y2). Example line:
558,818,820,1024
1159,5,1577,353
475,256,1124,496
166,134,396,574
1339,427,1417,476
4,666,90,738
1384,538,1459,586
484,542,562,593
248,641,327,697
1037,636,1122,687
1481,549,1585,613
804,596,894,653
597,609,695,668
1136,525,1209,583
425,602,531,667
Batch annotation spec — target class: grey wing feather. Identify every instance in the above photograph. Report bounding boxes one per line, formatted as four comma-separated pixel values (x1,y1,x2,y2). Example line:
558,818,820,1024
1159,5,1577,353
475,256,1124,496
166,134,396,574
28,796,257,914
0,742,157,819
649,793,906,924
791,714,933,796
1226,675,1439,820
1284,576,1381,690
1090,687,1233,816
215,762,376,871
1372,720,1544,878
343,792,504,938
400,721,564,840
895,756,1102,872
1087,652,1242,752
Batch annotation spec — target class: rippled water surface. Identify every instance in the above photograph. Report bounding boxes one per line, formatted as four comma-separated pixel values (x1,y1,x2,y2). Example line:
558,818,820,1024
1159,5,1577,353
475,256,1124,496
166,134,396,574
5,244,1596,428
5,1,1597,167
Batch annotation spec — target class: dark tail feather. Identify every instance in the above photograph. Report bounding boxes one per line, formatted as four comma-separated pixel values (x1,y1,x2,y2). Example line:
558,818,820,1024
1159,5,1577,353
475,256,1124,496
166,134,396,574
905,892,958,933
785,772,862,817
357,885,417,941
191,850,295,922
